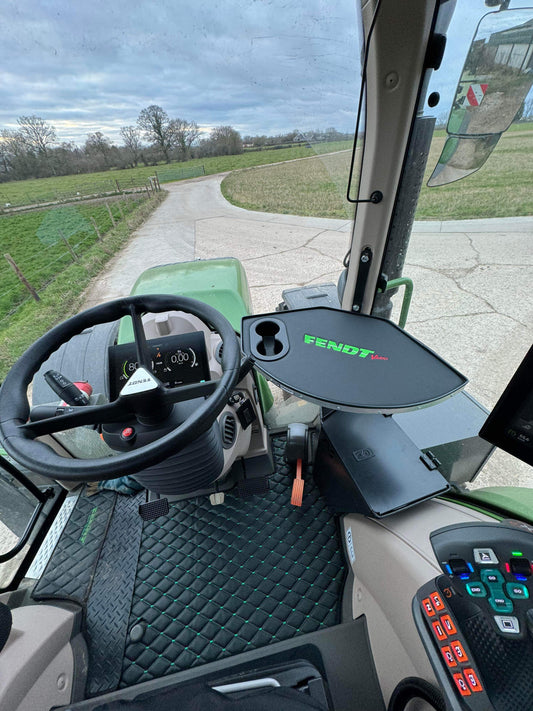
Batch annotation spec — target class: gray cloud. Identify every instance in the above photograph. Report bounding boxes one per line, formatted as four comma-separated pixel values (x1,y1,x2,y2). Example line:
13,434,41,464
2,1,531,145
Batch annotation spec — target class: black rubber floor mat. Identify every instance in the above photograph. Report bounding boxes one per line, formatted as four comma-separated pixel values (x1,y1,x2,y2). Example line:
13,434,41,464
120,438,346,687
85,491,145,697
33,489,116,604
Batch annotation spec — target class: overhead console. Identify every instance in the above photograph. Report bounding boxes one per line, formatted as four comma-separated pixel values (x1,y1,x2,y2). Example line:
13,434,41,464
241,308,468,516
414,521,533,711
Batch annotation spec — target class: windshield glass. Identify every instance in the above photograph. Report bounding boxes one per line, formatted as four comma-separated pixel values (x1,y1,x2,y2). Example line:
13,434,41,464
0,0,531,506
396,0,533,492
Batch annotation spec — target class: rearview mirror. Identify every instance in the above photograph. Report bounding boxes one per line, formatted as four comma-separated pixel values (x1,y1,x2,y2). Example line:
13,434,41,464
429,9,533,187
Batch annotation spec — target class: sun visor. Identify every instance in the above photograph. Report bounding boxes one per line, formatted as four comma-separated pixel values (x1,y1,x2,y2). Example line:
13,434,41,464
241,308,467,414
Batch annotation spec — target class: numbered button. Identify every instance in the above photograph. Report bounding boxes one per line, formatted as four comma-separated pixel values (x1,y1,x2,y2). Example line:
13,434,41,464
422,598,435,617
432,621,448,641
430,591,445,611
451,640,469,663
440,614,457,635
464,668,483,693
440,646,457,668
452,673,471,697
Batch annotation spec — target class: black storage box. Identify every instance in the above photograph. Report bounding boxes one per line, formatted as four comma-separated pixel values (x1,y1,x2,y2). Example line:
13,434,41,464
314,411,450,517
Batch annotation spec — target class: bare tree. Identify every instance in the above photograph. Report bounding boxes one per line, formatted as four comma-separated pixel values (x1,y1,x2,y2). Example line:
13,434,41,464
85,131,113,166
137,105,172,162
168,118,200,160
120,125,143,166
17,115,56,155
210,126,243,155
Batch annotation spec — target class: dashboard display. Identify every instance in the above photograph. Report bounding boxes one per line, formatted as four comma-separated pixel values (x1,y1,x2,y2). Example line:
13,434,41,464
108,332,210,399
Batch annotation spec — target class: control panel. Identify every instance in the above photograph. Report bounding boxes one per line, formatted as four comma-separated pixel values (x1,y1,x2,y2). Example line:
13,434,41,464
413,521,533,711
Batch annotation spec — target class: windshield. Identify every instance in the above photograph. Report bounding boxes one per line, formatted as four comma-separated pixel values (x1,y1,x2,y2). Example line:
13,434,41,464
0,0,531,510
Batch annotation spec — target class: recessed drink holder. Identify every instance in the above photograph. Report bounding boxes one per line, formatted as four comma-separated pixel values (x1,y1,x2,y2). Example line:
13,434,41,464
249,318,289,361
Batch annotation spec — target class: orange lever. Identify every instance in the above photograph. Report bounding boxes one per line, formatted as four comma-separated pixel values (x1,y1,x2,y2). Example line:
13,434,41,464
291,458,304,507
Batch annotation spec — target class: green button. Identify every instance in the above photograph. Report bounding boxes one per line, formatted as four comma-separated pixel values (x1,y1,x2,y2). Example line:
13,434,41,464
506,583,529,600
466,582,487,598
489,596,513,614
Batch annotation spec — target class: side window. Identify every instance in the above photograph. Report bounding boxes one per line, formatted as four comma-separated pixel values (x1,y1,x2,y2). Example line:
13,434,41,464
0,450,62,590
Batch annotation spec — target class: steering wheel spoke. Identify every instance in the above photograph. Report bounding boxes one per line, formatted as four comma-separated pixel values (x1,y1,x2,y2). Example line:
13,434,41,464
129,304,152,370
21,399,131,438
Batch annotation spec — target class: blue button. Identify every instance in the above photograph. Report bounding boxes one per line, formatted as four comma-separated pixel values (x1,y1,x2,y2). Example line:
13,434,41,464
466,582,487,598
506,583,529,600
489,596,513,614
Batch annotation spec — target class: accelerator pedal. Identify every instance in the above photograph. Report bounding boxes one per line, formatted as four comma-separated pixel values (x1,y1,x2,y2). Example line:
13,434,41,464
138,497,169,521
286,423,310,507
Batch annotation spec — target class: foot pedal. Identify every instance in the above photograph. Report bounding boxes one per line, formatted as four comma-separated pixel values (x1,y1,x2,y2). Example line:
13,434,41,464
291,459,304,507
238,477,269,499
138,498,169,521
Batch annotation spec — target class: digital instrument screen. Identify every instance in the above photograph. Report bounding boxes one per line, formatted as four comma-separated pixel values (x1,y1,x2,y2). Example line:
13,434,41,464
479,345,533,466
108,331,210,400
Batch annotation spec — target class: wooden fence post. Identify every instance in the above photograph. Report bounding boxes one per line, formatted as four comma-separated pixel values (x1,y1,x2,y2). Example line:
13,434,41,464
4,253,40,302
105,202,116,227
115,179,122,194
58,229,78,262
90,217,102,240
117,201,125,220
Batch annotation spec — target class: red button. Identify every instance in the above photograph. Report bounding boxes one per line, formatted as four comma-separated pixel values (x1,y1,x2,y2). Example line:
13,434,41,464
430,591,445,611
422,598,435,617
464,668,483,693
121,427,135,439
432,621,448,641
440,614,457,635
453,673,471,697
440,646,457,668
451,640,468,663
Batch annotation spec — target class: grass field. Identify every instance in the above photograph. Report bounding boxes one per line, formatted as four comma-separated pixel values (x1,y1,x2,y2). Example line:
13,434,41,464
221,128,533,220
0,141,352,209
0,196,147,322
0,193,165,380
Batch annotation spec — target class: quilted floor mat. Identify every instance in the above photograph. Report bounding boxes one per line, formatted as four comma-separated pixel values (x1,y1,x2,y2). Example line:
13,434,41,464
119,437,346,687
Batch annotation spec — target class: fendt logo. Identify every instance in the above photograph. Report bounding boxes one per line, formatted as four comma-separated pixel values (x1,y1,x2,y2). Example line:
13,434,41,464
303,334,389,361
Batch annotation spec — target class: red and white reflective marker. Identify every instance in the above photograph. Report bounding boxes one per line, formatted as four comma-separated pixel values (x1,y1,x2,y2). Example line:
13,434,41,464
466,84,488,107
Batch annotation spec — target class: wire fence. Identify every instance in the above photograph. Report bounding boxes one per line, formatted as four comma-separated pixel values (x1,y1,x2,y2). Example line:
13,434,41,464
0,192,155,326
0,174,160,212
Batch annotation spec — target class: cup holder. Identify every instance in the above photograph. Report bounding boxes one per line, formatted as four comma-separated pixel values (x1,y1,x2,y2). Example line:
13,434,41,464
251,318,289,360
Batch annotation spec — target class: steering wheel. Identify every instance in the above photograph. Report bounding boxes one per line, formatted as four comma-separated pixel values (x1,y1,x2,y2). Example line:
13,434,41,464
0,295,241,481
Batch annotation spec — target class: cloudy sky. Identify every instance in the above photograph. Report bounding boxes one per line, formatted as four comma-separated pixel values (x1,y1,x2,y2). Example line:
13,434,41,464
1,0,531,146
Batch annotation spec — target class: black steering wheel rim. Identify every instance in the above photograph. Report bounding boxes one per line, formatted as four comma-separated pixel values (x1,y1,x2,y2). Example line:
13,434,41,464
0,295,241,481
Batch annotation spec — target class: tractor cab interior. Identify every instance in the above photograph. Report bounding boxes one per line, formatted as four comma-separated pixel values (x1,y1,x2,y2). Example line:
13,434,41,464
0,2,532,711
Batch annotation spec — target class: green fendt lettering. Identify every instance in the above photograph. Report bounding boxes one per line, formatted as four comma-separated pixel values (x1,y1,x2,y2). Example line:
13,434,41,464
303,334,376,359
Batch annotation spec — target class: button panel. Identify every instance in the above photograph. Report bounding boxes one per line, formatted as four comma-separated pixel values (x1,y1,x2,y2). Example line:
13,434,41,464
417,578,486,709
417,523,533,710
